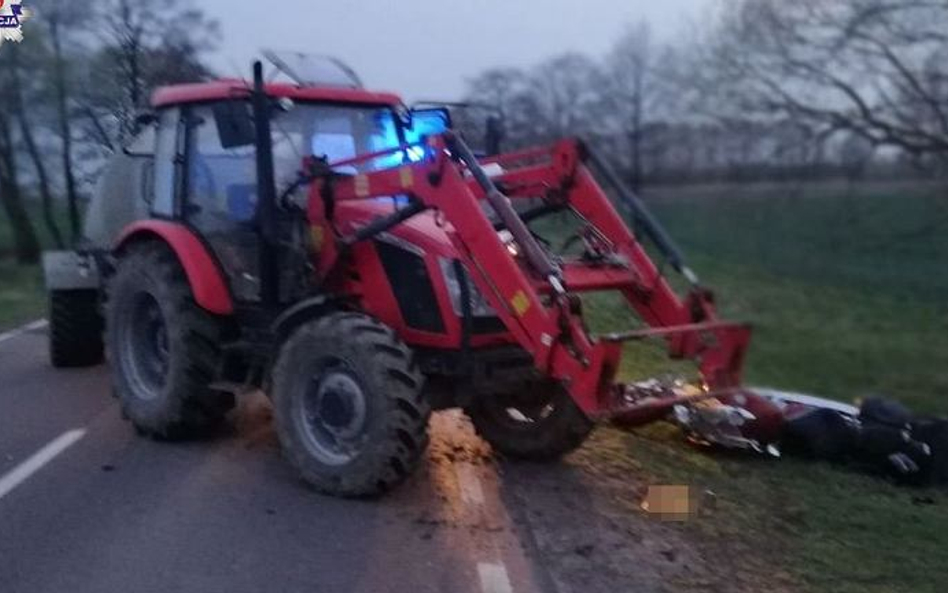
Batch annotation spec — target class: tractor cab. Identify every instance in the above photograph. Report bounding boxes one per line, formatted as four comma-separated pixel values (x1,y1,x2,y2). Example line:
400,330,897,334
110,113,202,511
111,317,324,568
87,53,453,304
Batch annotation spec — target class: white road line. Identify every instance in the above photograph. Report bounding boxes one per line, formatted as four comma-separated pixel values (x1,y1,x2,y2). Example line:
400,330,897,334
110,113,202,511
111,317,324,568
456,463,485,506
477,562,513,593
23,319,50,332
0,429,86,500
0,319,49,345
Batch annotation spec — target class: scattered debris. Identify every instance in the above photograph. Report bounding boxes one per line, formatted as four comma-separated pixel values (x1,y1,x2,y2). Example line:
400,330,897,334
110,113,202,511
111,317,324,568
635,378,948,487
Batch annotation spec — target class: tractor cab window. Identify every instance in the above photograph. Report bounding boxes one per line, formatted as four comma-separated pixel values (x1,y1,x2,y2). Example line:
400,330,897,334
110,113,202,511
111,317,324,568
188,107,258,227
187,104,261,301
186,102,404,227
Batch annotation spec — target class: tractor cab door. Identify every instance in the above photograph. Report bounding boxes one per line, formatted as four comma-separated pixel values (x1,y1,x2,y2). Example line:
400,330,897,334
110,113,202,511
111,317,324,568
183,102,264,303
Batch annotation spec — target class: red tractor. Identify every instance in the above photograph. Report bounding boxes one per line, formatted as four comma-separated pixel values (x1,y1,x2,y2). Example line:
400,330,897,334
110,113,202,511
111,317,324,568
43,54,751,496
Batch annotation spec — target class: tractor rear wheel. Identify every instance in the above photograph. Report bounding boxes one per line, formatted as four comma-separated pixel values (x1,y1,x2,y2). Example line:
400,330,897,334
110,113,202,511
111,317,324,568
48,289,104,368
106,243,234,439
271,313,430,497
466,382,593,461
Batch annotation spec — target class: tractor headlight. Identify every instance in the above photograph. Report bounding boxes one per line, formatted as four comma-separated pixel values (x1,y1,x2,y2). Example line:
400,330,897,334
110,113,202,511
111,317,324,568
438,258,498,318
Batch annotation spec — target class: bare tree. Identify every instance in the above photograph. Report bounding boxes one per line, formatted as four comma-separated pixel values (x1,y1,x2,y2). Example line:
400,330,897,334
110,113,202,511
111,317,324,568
527,53,605,142
464,67,537,149
465,57,604,149
465,68,526,115
700,0,948,157
91,0,219,143
3,41,65,249
0,110,41,263
604,21,654,191
0,0,219,262
36,0,92,241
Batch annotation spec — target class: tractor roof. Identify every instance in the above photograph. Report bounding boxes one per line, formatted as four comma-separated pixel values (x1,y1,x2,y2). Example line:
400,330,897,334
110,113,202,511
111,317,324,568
151,79,403,109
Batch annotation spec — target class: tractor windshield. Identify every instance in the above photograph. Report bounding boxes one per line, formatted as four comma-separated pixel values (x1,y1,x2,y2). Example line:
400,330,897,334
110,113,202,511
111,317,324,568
271,103,405,184
189,101,408,230
187,100,408,300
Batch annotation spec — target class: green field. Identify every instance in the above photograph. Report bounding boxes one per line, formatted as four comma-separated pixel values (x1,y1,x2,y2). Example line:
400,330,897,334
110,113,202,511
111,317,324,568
649,180,948,412
0,203,60,331
571,180,948,593
0,260,44,331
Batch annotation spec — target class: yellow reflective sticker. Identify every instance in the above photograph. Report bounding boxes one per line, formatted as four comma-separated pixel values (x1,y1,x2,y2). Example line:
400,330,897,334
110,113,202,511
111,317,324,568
400,167,414,189
354,174,370,197
510,291,531,317
310,225,325,251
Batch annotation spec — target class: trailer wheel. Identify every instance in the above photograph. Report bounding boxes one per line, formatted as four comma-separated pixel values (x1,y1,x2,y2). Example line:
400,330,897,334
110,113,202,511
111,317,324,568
466,382,593,461
106,242,233,439
272,313,430,497
48,290,104,368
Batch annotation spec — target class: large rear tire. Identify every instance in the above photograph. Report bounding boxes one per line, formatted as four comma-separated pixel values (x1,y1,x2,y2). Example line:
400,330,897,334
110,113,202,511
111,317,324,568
272,313,430,497
106,242,234,439
49,289,104,368
466,382,593,461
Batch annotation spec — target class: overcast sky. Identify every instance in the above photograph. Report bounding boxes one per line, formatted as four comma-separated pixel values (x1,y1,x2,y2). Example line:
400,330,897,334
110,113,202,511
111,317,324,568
200,0,712,101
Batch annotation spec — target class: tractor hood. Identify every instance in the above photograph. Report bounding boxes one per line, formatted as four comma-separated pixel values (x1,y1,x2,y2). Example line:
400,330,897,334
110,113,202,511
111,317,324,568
334,200,460,258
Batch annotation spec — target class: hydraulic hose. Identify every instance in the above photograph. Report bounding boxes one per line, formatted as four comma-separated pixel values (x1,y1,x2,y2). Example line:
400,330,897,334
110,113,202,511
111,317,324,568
580,140,699,285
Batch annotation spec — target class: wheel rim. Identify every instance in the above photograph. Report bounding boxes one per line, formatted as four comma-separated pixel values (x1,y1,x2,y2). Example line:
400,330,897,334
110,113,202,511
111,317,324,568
120,292,170,401
297,361,368,466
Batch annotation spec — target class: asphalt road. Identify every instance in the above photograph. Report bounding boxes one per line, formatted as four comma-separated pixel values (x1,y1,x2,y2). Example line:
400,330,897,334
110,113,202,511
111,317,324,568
0,322,555,593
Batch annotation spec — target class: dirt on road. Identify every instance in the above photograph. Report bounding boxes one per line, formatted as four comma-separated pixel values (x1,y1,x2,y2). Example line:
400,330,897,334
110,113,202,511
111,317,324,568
493,427,800,593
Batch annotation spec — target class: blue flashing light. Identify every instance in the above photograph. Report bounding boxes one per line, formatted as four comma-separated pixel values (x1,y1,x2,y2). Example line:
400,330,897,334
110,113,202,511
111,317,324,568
358,108,448,171
405,145,426,163
405,110,449,144
369,115,404,170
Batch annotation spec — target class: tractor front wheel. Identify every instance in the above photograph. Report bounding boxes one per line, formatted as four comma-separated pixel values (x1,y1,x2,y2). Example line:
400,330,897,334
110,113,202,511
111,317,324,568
466,382,593,461
106,243,234,439
271,313,430,497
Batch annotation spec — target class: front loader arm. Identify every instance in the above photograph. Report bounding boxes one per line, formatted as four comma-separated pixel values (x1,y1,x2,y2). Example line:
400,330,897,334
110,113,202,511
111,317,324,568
310,134,751,418
465,138,752,390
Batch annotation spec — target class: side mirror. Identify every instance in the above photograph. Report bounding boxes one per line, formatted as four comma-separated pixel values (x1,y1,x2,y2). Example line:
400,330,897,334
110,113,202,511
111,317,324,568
405,107,452,144
213,101,256,149
123,118,158,157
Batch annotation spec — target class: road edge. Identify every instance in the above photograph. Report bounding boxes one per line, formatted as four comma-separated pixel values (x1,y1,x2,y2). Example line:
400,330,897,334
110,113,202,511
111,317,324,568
0,319,48,345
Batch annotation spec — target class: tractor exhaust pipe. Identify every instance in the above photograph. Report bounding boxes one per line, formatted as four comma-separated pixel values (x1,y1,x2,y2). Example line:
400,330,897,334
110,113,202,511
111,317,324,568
252,60,281,305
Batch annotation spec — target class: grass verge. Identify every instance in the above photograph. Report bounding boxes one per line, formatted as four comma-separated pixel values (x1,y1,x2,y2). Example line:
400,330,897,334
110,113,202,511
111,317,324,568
575,181,948,593
0,201,73,331
0,260,45,332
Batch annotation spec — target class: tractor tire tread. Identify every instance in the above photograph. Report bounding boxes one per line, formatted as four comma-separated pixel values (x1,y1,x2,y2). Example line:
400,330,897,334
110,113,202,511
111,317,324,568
107,242,233,440
272,312,430,497
466,383,593,461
